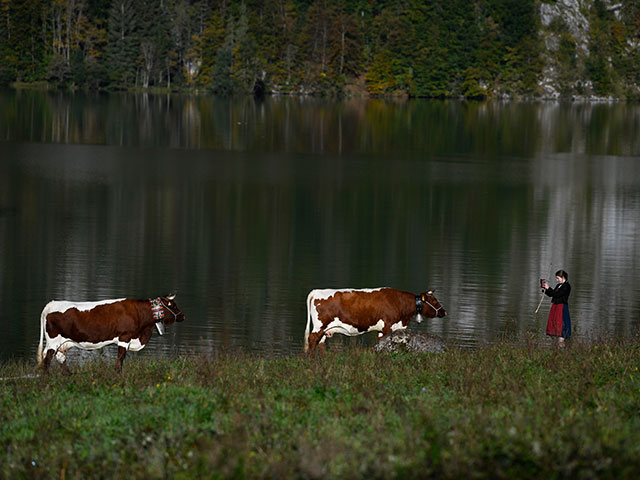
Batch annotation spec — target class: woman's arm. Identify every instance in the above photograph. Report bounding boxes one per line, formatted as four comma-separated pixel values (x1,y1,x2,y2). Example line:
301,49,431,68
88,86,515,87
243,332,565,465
545,282,571,299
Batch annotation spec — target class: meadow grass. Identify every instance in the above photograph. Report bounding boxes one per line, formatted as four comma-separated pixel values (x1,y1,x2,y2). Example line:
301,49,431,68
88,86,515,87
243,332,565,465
1,336,639,479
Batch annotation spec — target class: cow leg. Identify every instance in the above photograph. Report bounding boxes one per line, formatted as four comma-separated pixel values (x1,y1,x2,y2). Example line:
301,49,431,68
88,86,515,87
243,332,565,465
42,349,55,373
317,335,327,354
116,346,127,372
377,324,392,341
307,331,324,357
60,358,71,375
55,349,72,375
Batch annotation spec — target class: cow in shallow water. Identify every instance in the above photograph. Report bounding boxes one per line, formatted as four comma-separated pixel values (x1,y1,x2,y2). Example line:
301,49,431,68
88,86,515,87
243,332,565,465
304,287,446,356
37,294,185,372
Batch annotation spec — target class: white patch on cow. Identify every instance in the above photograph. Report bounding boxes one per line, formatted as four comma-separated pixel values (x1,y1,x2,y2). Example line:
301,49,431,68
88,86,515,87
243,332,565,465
119,338,144,351
391,321,407,332
367,319,385,333
324,317,388,339
325,318,361,337
45,333,147,364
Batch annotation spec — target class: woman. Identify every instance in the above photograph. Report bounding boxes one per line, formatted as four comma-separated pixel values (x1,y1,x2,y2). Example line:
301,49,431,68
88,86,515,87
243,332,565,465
542,270,571,344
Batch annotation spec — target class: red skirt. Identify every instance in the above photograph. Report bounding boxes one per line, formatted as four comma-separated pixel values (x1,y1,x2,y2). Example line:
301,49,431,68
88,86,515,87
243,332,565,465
546,303,571,338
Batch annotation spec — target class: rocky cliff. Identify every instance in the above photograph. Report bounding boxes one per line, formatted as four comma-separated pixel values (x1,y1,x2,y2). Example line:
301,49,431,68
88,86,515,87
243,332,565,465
538,0,635,100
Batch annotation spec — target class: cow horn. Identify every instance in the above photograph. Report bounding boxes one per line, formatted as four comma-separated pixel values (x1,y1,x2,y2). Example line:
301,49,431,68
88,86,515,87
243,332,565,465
166,293,176,300
427,290,434,295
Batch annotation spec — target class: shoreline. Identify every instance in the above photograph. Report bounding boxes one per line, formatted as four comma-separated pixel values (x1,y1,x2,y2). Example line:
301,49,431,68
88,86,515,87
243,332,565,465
6,81,635,103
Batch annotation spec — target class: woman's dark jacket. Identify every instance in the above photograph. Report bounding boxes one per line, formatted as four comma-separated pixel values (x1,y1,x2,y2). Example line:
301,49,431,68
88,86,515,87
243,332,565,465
545,282,571,304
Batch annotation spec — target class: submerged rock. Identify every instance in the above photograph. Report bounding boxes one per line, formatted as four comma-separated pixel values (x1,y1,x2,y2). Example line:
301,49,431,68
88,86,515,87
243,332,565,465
374,331,446,354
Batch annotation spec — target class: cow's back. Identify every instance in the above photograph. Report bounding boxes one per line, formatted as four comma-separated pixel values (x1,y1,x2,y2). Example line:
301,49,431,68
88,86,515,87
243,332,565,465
311,287,396,320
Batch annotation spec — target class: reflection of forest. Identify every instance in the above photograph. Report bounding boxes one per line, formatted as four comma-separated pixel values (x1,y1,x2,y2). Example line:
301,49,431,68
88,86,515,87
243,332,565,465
1,92,640,156
1,98,639,359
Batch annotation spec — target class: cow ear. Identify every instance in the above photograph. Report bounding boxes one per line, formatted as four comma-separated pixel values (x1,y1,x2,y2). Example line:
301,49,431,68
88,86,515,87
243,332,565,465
421,294,427,302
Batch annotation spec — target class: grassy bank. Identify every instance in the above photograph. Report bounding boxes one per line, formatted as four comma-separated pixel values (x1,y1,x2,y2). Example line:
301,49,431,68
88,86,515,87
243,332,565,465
2,337,640,479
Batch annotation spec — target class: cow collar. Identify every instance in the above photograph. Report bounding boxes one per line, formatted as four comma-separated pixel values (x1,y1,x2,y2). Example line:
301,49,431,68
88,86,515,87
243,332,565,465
150,298,165,320
149,298,166,335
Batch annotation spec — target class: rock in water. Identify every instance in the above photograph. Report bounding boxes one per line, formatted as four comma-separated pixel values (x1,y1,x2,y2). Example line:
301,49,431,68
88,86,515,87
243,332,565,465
374,331,446,353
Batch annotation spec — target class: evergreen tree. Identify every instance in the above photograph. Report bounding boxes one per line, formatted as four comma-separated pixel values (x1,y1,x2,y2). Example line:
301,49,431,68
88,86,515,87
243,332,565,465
587,0,615,95
251,0,297,91
0,4,13,84
366,49,394,95
3,0,48,82
621,0,640,94
195,5,225,87
211,15,234,95
75,4,107,89
301,0,331,88
365,1,415,95
326,0,361,81
230,3,259,94
487,0,541,95
106,0,138,87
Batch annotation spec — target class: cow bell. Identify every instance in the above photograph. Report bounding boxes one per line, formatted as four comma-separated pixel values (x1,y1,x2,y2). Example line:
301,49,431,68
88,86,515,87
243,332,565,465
155,322,165,335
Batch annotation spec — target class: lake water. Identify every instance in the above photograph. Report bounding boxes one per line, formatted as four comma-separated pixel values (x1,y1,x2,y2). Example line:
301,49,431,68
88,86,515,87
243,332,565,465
1,89,639,362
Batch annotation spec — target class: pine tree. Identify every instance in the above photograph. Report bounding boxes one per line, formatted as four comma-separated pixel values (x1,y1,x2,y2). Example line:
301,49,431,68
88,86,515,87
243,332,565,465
211,14,234,96
326,0,361,81
4,0,48,82
587,0,615,95
194,6,225,87
621,0,640,94
106,0,138,87
230,3,258,94
0,0,15,83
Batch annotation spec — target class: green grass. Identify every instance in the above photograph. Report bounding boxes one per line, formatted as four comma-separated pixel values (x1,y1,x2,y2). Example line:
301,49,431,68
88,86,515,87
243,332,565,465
2,336,640,479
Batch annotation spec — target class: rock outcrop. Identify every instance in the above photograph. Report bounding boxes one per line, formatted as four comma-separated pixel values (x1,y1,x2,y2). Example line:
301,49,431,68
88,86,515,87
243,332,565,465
374,331,446,354
538,0,631,99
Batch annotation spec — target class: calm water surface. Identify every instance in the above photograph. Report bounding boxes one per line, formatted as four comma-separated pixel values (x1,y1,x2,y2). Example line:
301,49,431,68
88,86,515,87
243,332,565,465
1,90,639,361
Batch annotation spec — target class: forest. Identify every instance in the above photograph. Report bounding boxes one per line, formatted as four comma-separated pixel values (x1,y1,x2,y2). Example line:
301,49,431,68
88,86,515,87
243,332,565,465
1,0,639,99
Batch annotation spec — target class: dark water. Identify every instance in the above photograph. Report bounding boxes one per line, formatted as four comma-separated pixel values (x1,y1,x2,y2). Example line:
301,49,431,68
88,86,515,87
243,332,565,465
1,89,639,361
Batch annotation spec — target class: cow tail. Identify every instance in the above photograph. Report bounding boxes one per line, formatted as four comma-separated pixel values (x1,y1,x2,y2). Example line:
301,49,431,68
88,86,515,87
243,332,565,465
36,302,49,365
304,291,313,353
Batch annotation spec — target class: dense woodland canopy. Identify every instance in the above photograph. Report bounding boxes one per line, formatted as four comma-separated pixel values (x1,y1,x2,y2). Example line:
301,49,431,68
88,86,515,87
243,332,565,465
1,0,639,98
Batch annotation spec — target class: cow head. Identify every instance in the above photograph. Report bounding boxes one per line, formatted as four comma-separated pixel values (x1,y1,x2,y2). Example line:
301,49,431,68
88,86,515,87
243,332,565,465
159,294,186,324
418,290,446,319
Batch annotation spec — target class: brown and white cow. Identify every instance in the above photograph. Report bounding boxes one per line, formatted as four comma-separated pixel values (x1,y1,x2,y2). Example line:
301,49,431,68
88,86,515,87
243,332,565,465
36,294,185,372
304,287,446,356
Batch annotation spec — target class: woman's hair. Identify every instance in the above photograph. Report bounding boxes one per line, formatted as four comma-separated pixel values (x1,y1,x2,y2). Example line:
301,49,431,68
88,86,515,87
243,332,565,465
555,270,568,281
